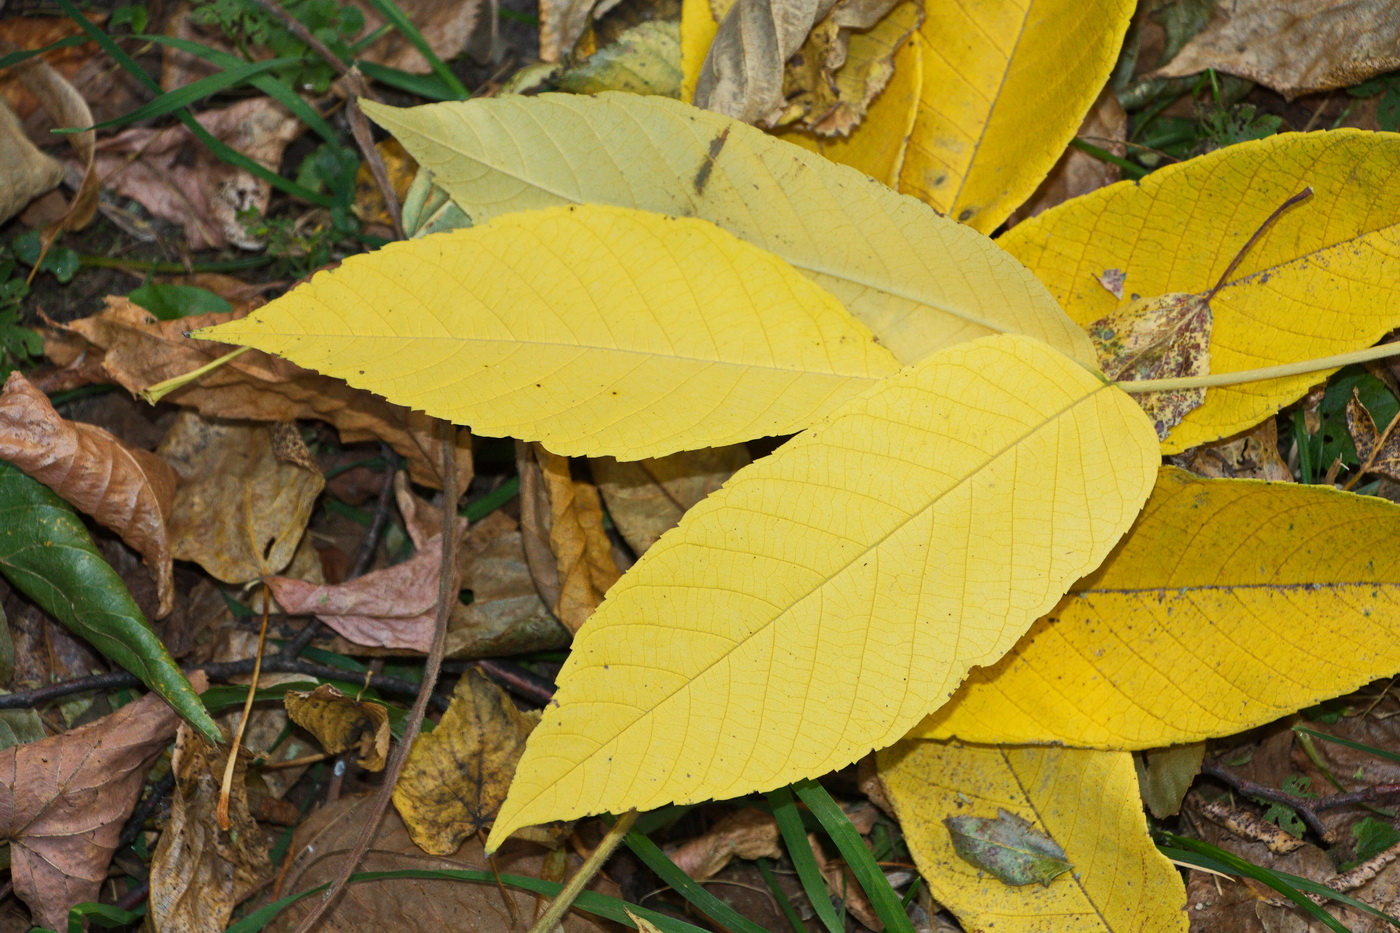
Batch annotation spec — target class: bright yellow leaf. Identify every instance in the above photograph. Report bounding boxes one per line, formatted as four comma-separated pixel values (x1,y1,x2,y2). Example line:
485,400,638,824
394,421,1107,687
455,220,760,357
362,94,1097,368
486,334,1158,850
195,204,898,461
1000,130,1400,454
917,467,1400,749
878,739,1186,932
681,0,1131,233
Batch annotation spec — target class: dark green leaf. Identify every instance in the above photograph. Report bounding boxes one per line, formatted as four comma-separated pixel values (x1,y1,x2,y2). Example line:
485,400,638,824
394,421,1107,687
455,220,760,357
127,283,232,319
1353,817,1400,864
944,809,1072,887
0,460,220,744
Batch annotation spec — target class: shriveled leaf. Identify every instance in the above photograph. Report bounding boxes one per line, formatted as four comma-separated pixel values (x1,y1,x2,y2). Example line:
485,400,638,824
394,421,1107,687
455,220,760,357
878,740,1187,932
392,671,539,855
43,297,470,488
0,459,219,744
944,809,1071,886
556,21,682,97
1347,391,1400,482
518,444,620,632
1152,0,1400,99
592,444,751,555
447,511,569,659
147,725,270,933
284,684,390,771
918,467,1400,749
1175,419,1292,481
486,335,1158,848
0,676,204,930
362,94,1097,367
158,413,323,584
198,204,897,460
1000,131,1400,454
0,94,61,225
0,371,178,616
667,806,781,881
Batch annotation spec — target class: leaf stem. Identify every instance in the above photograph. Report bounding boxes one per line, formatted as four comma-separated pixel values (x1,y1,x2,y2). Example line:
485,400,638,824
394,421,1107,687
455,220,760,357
527,810,639,933
1115,341,1400,393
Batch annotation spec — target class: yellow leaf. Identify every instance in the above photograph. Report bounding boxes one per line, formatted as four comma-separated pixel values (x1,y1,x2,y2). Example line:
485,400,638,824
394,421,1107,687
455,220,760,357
878,739,1186,932
195,204,897,460
362,94,1097,368
485,334,1157,850
682,0,1133,233
917,467,1400,749
1000,130,1400,454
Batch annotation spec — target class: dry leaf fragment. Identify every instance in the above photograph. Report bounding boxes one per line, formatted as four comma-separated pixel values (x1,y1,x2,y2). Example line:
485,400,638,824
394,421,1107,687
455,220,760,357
0,96,61,224
666,807,781,881
592,444,751,556
1152,0,1400,99
539,0,601,62
284,684,390,771
392,671,539,855
146,724,271,933
44,298,469,488
0,674,205,930
1347,390,1400,482
0,371,179,616
1174,419,1292,482
159,412,324,584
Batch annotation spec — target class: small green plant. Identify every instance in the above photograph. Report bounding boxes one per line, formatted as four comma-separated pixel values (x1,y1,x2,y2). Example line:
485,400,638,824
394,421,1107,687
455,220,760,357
190,0,364,93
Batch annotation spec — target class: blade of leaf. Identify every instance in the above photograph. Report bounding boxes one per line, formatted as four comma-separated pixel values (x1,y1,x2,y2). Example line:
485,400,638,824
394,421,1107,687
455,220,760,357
356,61,458,100
756,857,810,933
60,58,299,133
1293,726,1400,767
0,460,220,745
768,785,846,933
358,0,468,99
196,203,900,460
623,829,774,933
361,93,1098,367
917,467,1400,750
486,334,1158,847
878,741,1187,932
1000,130,1400,453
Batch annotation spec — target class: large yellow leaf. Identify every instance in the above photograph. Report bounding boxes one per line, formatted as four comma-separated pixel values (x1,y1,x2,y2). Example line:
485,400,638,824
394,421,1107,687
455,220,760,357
681,0,1132,233
917,467,1400,749
878,739,1186,932
486,334,1157,849
1000,130,1400,454
362,94,1097,368
196,204,898,460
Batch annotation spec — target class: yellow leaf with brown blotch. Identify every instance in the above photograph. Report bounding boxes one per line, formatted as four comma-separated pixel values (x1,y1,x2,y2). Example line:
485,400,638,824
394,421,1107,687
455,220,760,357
878,739,1186,932
917,467,1400,749
1000,130,1400,454
486,335,1157,849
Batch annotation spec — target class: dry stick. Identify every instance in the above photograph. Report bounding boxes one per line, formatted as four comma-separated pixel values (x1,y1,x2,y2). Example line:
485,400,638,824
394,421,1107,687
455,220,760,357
289,419,459,933
526,811,640,933
217,584,273,830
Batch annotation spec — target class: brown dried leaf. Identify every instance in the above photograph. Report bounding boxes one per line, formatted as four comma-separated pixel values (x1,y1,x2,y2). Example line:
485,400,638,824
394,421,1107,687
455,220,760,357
666,806,781,881
93,98,301,250
1347,391,1400,483
1152,0,1400,100
44,297,469,488
0,97,61,224
0,675,204,930
1008,88,1126,224
518,444,620,633
159,412,324,584
593,445,751,556
392,671,538,855
1087,290,1213,439
265,527,463,652
539,0,600,62
146,725,271,933
1177,419,1293,482
284,683,390,771
0,371,178,616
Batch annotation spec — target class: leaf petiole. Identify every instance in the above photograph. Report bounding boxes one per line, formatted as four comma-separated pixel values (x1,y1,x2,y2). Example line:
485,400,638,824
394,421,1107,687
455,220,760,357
1116,341,1400,393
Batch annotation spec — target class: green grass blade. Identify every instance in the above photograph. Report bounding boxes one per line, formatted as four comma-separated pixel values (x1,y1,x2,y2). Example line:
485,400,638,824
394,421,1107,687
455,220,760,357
1294,725,1400,766
793,780,914,933
624,828,773,933
0,34,90,70
52,0,334,208
60,57,299,132
357,0,468,99
356,60,458,101
756,857,808,933
133,34,339,143
768,786,843,933
0,460,221,745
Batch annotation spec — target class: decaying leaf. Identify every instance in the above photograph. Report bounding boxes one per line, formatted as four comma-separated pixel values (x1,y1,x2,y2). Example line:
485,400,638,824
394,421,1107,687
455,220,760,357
284,684,390,771
1173,419,1292,481
944,809,1072,887
44,299,468,489
159,412,323,584
146,725,271,933
447,511,569,659
878,740,1187,932
592,444,751,555
556,20,683,97
0,675,205,930
197,204,899,461
1152,0,1400,99
392,671,539,855
0,371,179,616
0,95,61,223
539,0,601,62
1347,390,1400,482
917,468,1400,749
666,806,781,881
518,444,620,633
487,335,1158,848
362,94,1098,368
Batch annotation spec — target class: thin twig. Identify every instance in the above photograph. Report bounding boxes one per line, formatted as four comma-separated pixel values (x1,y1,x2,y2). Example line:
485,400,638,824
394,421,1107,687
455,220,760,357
289,419,460,933
350,449,399,577
470,658,555,705
219,583,273,829
117,771,177,851
1202,763,1400,844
